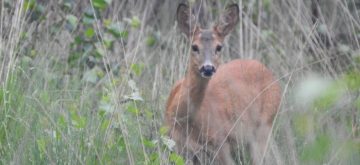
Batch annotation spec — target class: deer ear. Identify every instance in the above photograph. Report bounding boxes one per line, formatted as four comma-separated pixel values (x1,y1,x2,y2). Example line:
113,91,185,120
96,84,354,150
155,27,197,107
177,4,198,37
215,4,239,38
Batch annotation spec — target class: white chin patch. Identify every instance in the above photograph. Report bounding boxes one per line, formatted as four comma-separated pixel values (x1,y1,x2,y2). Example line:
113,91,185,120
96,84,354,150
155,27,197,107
200,73,212,79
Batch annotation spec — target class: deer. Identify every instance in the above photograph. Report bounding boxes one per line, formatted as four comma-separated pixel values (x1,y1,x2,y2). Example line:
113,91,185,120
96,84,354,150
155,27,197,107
165,3,281,165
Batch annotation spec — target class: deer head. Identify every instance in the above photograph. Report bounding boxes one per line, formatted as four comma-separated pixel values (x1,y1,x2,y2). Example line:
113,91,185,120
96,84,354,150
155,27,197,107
177,4,239,78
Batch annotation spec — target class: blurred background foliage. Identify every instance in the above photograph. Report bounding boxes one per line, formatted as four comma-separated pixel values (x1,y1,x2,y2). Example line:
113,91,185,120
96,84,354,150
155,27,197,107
0,0,360,164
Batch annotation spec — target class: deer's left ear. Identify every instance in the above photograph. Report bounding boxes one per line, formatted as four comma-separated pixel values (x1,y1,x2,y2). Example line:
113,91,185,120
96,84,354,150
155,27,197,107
215,4,239,38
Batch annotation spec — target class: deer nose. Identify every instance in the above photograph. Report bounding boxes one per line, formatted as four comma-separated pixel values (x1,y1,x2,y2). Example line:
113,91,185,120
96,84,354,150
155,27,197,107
200,64,216,78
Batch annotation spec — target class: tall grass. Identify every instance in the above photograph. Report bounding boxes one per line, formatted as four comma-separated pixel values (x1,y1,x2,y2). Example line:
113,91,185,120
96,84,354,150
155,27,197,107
0,0,359,164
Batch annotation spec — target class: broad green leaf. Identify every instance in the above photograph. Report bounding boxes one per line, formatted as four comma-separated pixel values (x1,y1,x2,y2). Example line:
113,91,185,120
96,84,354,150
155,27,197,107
63,2,72,9
100,119,110,131
103,19,112,27
146,35,156,46
131,16,141,28
149,153,160,165
92,0,108,10
126,104,139,115
57,115,67,129
106,22,128,38
95,43,106,57
85,28,95,38
66,14,78,30
83,16,95,25
30,49,36,57
103,38,114,49
143,138,156,148
67,52,81,67
23,0,35,12
300,135,331,163
70,110,87,129
130,63,144,76
169,153,185,165
159,126,169,136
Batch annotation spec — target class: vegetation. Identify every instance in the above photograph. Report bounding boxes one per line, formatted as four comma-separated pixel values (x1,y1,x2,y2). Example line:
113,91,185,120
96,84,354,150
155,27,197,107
0,0,359,164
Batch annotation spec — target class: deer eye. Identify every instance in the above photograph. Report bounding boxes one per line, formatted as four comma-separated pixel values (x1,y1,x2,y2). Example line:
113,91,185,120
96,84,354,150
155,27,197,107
215,45,222,52
192,45,199,52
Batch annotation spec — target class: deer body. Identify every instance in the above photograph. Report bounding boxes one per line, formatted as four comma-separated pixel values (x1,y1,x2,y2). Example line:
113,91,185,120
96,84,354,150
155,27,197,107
165,4,281,165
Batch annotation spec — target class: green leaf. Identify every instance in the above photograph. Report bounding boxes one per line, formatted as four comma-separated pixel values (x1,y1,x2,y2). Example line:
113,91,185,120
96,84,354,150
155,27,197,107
30,49,36,57
83,15,95,25
85,28,95,38
70,109,87,129
92,0,108,10
58,115,67,129
106,22,128,38
126,104,139,116
103,19,112,27
100,119,110,132
344,71,360,90
169,153,185,165
300,134,331,163
143,138,156,148
66,14,78,30
63,2,72,9
103,38,114,49
130,63,144,76
159,126,169,136
149,153,160,164
95,43,106,57
67,52,81,67
131,16,141,28
23,0,36,12
146,35,156,46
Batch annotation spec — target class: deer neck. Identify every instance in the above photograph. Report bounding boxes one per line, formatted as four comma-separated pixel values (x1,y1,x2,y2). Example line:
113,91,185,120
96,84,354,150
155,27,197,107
180,59,210,119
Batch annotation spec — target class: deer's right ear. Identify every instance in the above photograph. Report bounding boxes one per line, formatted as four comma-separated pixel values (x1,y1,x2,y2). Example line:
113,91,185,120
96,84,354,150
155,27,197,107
215,4,239,38
176,4,198,37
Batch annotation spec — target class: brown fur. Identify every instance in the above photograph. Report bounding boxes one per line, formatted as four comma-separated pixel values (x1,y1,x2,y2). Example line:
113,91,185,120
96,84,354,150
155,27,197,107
165,4,281,165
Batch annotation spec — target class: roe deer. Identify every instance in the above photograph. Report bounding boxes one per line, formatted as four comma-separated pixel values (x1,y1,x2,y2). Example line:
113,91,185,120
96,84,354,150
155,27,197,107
165,3,281,165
